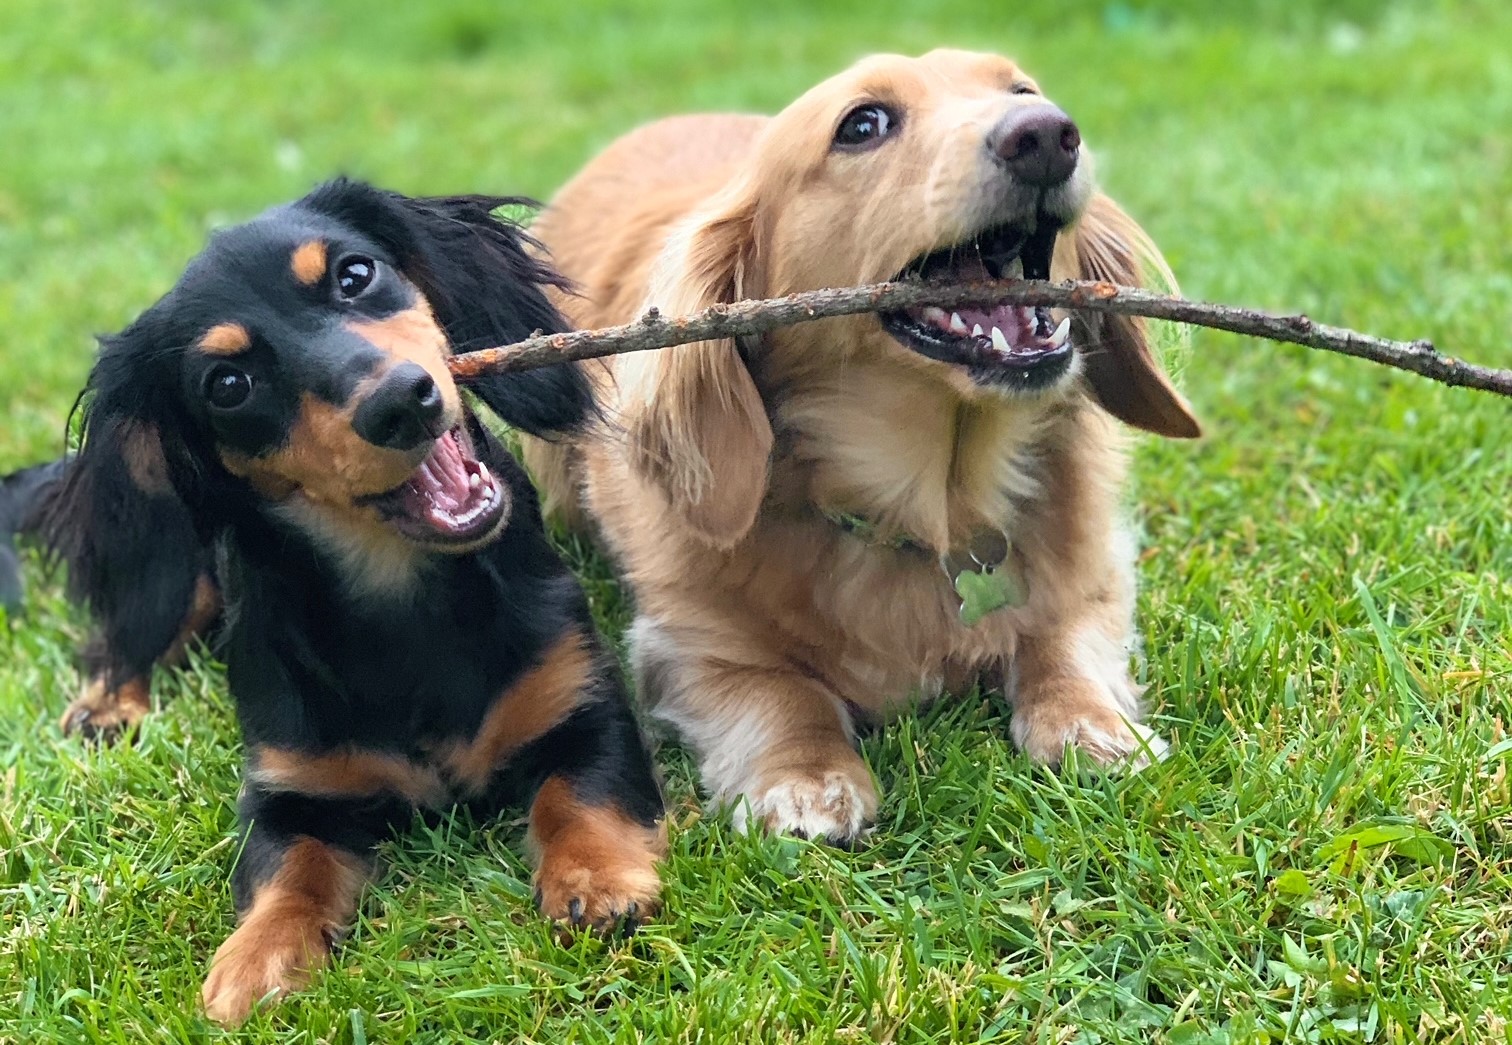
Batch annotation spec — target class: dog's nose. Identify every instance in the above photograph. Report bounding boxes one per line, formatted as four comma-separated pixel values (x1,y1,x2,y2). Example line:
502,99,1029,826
353,363,446,450
989,106,1081,187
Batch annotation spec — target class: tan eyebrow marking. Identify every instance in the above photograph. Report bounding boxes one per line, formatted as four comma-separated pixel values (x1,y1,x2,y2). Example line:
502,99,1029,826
198,322,251,356
291,240,328,286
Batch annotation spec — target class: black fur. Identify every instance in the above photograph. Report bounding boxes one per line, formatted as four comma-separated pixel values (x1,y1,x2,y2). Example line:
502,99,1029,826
9,180,664,1014
299,182,593,438
0,459,68,613
11,178,599,717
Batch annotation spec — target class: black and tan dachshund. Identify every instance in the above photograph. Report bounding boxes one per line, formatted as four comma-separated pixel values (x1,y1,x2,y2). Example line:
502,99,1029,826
4,179,665,1024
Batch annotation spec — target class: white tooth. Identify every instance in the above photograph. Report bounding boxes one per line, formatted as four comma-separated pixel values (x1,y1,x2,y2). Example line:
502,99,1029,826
1007,256,1024,278
923,306,947,324
470,472,481,487
1050,316,1071,346
972,323,984,338
949,312,968,334
990,326,1011,353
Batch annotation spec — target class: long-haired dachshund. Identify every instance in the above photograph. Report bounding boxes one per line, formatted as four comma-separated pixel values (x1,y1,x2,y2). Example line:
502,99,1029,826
523,50,1200,844
11,179,665,1024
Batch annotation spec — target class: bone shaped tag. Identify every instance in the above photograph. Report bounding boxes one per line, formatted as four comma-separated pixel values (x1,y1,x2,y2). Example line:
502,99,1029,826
943,528,1025,626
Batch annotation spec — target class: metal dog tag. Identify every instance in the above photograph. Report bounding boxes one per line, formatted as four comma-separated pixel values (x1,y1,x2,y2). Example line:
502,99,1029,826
943,528,1024,626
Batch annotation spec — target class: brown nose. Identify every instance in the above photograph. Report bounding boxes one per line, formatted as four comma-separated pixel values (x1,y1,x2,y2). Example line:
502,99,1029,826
989,106,1081,187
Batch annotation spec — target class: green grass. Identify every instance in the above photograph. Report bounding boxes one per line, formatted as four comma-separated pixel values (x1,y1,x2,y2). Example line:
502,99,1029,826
3,1,1510,1041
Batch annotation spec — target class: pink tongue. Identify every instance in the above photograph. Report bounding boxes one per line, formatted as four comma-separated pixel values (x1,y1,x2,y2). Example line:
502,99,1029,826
416,433,472,512
954,304,1025,335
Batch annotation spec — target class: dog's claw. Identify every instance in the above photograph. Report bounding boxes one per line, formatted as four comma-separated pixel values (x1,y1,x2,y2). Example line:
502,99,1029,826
59,677,151,743
66,710,125,744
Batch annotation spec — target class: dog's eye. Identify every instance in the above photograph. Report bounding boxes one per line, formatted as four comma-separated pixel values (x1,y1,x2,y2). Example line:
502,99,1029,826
832,104,899,150
204,365,253,410
1010,83,1038,95
336,255,377,298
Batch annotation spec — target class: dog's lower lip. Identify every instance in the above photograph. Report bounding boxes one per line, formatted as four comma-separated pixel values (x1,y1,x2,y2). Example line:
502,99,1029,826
367,427,506,544
880,306,1072,377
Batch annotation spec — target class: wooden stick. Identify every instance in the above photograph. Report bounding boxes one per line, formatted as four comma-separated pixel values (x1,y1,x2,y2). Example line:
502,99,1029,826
446,278,1512,399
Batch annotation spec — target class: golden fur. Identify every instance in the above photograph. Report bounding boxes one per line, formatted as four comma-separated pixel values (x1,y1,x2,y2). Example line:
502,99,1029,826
525,50,1200,841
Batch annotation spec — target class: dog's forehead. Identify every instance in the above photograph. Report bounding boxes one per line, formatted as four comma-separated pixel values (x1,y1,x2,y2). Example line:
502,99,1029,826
191,209,384,286
166,209,389,336
804,50,1028,109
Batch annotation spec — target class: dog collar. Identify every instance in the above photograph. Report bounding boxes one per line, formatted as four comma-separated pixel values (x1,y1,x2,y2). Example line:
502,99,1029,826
823,509,921,552
823,509,1027,625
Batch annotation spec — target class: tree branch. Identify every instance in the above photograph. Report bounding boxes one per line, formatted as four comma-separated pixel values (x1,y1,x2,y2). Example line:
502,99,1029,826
446,278,1512,399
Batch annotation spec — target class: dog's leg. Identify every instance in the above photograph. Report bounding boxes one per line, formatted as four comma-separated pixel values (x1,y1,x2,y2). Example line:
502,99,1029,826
527,769,666,932
1004,412,1168,770
200,789,388,1026
636,618,878,844
517,692,666,933
60,571,220,740
1006,594,1167,770
439,628,665,931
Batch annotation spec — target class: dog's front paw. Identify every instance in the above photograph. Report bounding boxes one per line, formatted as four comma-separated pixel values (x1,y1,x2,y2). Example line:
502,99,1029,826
60,675,151,741
1010,697,1167,771
529,778,666,934
738,752,879,845
200,918,333,1026
534,843,663,933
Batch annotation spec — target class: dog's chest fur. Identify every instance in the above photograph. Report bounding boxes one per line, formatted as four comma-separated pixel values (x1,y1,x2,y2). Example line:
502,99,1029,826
766,356,1052,555
219,448,582,753
719,359,1073,712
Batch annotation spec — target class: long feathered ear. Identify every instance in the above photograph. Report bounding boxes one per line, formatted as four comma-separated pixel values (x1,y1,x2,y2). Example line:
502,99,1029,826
617,189,774,549
303,180,592,439
1056,193,1201,438
39,321,208,688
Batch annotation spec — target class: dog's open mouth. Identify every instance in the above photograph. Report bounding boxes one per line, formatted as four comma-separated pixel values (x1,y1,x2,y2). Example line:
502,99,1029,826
879,221,1072,386
366,427,507,545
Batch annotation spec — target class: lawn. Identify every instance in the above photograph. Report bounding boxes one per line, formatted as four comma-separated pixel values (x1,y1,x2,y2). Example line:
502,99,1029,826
2,0,1510,1041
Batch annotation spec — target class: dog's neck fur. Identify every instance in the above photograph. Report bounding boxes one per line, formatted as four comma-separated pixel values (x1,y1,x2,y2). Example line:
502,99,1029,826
761,347,1054,552
268,496,430,605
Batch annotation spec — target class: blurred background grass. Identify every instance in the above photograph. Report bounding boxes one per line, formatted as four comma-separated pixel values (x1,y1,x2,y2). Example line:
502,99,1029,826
2,1,1510,1042
3,0,1503,465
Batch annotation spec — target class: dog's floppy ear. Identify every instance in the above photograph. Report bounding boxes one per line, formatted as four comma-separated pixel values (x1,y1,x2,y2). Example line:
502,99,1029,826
40,316,208,687
1057,193,1201,438
617,187,775,549
304,180,592,439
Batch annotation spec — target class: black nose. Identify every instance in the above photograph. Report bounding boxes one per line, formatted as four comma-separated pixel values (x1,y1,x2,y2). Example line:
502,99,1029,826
989,106,1081,187
352,363,445,450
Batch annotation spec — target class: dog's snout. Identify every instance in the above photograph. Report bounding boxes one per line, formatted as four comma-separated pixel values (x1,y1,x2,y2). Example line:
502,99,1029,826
989,106,1081,187
353,363,446,451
